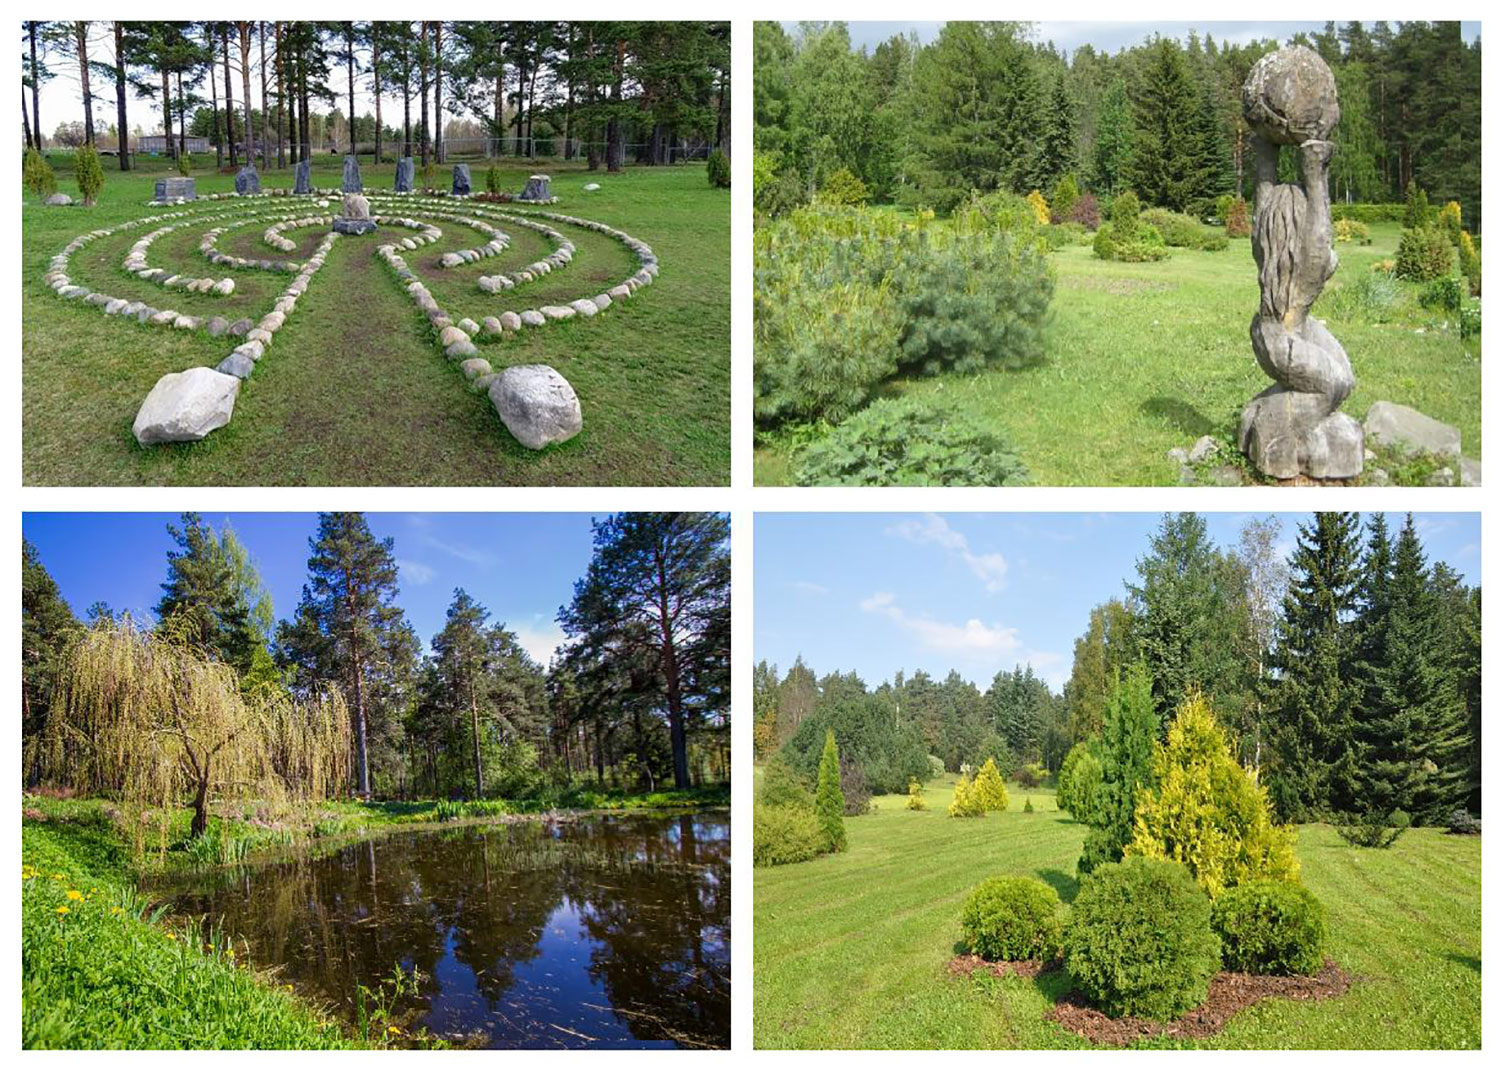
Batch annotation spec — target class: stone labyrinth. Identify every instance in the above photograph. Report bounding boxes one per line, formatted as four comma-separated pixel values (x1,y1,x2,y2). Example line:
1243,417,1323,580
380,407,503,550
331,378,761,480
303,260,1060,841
42,185,660,451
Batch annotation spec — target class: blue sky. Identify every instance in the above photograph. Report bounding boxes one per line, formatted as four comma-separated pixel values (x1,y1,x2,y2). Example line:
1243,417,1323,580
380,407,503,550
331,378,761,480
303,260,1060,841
22,513,607,665
755,513,1480,692
790,21,1482,56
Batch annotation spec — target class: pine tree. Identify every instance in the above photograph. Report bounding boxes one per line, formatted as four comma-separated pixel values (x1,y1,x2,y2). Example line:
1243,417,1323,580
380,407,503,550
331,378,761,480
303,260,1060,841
22,539,79,757
156,512,257,674
1267,513,1362,820
816,728,847,850
432,589,494,798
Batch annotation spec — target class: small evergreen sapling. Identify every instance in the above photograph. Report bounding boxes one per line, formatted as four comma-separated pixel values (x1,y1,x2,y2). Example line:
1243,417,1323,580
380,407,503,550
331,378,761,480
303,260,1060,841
23,148,57,200
906,777,927,811
949,772,985,817
815,729,847,851
706,148,730,189
973,758,1009,812
74,144,104,206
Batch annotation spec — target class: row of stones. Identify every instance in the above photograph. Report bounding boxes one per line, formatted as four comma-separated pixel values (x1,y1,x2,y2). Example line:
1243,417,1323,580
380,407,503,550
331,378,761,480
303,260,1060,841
122,203,327,291
210,231,340,382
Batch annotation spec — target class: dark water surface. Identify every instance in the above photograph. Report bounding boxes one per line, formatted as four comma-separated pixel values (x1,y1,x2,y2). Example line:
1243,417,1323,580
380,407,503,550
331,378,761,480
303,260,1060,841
158,813,729,1048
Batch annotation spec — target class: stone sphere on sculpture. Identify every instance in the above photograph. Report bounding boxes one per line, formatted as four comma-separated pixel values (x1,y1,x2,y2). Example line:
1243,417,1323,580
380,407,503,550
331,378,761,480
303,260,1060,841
1242,45,1340,145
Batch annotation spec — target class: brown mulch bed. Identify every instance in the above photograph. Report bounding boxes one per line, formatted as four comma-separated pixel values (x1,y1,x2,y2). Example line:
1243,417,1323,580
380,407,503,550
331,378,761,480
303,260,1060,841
947,953,1053,980
1044,960,1352,1045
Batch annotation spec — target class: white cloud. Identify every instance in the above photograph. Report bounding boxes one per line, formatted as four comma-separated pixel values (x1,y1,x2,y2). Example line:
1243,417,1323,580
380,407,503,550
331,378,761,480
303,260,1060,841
860,592,1066,686
397,559,435,585
790,580,829,596
513,621,566,668
887,514,1009,592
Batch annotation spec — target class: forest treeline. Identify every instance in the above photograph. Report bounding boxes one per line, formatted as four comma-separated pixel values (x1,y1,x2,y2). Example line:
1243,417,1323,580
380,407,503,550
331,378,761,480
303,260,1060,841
754,21,1480,226
22,21,730,169
754,513,1480,824
23,512,731,817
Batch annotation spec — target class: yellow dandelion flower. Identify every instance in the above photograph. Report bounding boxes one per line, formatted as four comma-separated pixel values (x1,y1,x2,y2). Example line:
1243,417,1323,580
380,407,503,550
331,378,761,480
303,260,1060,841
55,906,69,915
51,873,65,881
66,889,84,901
387,1025,403,1037
166,931,177,941
110,906,125,917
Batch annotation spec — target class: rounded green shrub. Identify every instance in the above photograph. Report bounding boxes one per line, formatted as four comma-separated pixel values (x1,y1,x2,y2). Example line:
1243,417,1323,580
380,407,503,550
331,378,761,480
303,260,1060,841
794,395,1030,487
1063,856,1221,1020
759,755,814,810
23,147,57,199
816,166,869,206
1211,879,1327,976
753,804,827,866
1395,226,1454,282
1419,274,1464,312
705,148,730,189
960,877,1063,961
1093,221,1169,262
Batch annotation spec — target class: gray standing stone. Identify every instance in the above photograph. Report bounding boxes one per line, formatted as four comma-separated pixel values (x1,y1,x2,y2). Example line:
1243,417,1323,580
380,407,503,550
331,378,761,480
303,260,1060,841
519,174,551,201
152,177,196,202
489,365,583,449
395,157,415,192
132,367,241,445
452,163,471,196
44,192,72,206
342,154,362,193
1363,401,1462,458
234,165,260,195
1237,47,1362,481
293,159,312,195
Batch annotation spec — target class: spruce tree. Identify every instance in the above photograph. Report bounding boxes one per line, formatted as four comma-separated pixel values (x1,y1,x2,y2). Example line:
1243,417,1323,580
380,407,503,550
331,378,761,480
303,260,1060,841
1035,70,1077,191
156,512,256,674
22,539,79,755
1267,513,1362,819
1078,661,1157,874
1129,38,1200,209
1090,79,1134,197
816,728,847,850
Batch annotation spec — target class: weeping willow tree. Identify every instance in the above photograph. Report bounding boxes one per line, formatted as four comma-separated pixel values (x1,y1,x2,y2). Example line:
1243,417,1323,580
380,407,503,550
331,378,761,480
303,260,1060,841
33,622,351,852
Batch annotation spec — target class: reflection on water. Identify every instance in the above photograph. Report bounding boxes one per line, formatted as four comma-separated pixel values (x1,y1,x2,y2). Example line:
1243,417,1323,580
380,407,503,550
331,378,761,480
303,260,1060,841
158,813,729,1048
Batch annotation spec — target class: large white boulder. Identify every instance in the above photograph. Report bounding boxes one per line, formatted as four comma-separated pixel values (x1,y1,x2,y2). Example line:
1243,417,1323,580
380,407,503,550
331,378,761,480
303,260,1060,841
132,367,241,445
488,365,582,450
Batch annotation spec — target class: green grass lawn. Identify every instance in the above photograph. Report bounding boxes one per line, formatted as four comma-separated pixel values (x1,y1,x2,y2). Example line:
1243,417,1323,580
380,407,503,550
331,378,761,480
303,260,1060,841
753,776,1480,1049
755,220,1480,485
24,157,729,486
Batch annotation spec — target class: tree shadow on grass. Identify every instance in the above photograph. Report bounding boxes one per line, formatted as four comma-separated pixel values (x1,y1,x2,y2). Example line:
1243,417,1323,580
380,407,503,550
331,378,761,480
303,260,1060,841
1445,951,1481,974
1038,867,1080,904
1142,395,1214,437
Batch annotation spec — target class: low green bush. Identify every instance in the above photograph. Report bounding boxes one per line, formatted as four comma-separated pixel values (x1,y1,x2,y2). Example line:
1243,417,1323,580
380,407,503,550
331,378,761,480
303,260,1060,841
23,147,57,199
1212,879,1328,976
960,876,1063,961
816,166,869,206
760,756,815,810
1334,218,1372,244
1094,221,1169,262
753,804,828,866
1063,856,1220,1020
706,149,730,189
1014,761,1047,789
1395,226,1453,282
1141,208,1226,250
1049,221,1091,246
794,395,1029,487
1335,808,1411,848
1331,202,1404,225
1319,269,1403,323
1419,274,1464,312
1459,303,1481,340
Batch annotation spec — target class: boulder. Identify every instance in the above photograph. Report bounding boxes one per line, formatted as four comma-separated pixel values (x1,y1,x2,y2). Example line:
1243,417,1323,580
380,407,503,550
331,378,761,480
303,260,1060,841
44,192,73,206
452,163,471,196
132,367,241,445
1188,435,1219,464
519,174,551,202
234,166,261,195
460,357,492,380
489,365,583,449
216,353,255,379
1460,457,1481,487
1363,401,1462,459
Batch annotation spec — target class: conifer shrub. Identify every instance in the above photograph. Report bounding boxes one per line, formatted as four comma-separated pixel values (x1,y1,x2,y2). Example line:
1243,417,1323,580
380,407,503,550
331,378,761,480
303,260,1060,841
1026,189,1050,224
74,144,104,206
1129,693,1300,898
816,167,870,206
705,148,730,188
23,148,57,199
1211,879,1328,975
1403,181,1432,228
1066,193,1100,230
1023,797,1034,813
1225,196,1251,238
973,758,1009,812
1093,221,1169,262
816,729,847,851
1050,174,1079,223
1395,226,1454,282
894,231,1053,377
1437,199,1462,242
1334,808,1410,848
1014,761,1047,789
760,755,814,810
1063,856,1221,1020
178,152,192,176
1333,218,1372,244
960,877,1063,961
485,166,503,195
1457,230,1481,295
1057,742,1104,824
753,804,829,867
1419,275,1464,313
906,777,927,810
949,773,986,817
840,754,873,816
1142,207,1226,250
794,395,1029,487
1077,663,1157,876
928,755,947,780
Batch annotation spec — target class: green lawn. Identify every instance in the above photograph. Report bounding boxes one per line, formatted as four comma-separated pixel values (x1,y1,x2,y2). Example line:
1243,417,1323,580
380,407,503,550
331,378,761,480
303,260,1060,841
24,157,729,486
755,220,1480,485
753,776,1481,1049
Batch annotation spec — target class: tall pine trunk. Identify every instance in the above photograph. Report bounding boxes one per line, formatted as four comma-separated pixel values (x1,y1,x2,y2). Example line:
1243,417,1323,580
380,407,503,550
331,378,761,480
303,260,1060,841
29,23,42,151
222,25,235,166
238,24,253,168
114,23,130,169
75,22,95,145
470,683,484,798
275,22,285,167
433,21,443,163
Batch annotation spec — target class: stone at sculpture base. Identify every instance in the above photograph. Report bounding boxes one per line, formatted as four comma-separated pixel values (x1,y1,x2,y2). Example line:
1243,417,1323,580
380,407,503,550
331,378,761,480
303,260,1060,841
293,160,312,194
342,154,362,193
133,367,240,445
452,163,471,196
489,365,582,449
395,157,414,192
234,166,260,195
1363,400,1462,459
519,174,551,201
154,177,197,202
333,191,377,235
1240,386,1364,480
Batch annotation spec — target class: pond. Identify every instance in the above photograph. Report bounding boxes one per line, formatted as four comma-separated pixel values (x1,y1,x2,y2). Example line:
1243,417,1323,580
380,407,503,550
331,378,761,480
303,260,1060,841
157,812,729,1049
